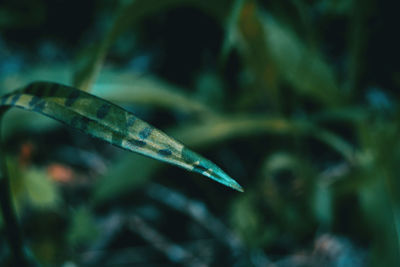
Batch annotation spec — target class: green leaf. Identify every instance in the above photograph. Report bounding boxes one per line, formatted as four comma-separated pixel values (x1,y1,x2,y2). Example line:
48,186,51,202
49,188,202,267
261,14,341,105
67,207,99,246
6,156,60,211
170,116,356,162
93,115,355,204
0,68,214,137
23,168,60,209
229,1,341,106
220,0,246,62
0,81,243,192
92,72,214,117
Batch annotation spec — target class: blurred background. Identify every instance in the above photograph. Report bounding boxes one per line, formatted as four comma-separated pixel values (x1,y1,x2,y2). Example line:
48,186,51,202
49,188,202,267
0,0,400,266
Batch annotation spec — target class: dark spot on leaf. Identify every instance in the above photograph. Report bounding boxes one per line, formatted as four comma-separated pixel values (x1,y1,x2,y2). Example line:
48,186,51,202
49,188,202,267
139,127,152,139
158,149,172,156
10,94,21,105
128,139,147,147
29,96,40,107
127,116,136,127
33,100,46,112
193,164,208,175
65,90,80,107
29,95,46,112
96,104,111,119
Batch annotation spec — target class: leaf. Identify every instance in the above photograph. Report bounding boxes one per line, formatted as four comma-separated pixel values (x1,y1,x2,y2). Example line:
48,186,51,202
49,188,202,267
235,0,281,109
0,67,214,137
92,72,214,117
93,114,355,204
23,168,60,209
310,106,368,123
67,206,99,246
231,1,341,106
261,14,341,105
169,115,297,148
0,81,243,192
220,0,246,62
170,116,356,162
0,66,214,117
6,157,60,211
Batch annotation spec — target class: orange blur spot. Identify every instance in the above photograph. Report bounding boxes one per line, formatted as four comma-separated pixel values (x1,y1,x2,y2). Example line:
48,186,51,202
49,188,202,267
47,163,74,183
19,142,35,166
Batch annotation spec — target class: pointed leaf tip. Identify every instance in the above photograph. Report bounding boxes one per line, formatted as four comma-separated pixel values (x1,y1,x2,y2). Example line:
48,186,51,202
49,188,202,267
202,168,244,192
209,168,243,192
234,183,244,192
215,171,244,192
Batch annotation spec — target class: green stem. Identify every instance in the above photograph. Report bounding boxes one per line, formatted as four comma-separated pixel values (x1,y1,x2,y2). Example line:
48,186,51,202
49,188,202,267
0,117,29,266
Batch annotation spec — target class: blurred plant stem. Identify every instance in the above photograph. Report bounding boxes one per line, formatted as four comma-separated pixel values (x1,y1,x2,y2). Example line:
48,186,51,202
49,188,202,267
347,0,372,95
0,117,30,266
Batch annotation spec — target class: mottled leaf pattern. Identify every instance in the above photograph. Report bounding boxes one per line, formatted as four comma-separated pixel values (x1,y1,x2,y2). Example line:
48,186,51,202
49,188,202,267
0,81,243,192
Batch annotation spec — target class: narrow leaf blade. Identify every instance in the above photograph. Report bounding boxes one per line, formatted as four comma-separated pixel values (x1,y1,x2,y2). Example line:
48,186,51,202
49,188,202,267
0,81,242,192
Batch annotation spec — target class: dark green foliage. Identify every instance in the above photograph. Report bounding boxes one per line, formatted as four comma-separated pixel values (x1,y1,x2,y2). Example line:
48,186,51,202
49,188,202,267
0,0,398,265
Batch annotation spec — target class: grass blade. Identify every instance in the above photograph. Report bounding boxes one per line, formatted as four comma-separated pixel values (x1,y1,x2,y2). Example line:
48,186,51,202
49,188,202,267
0,81,243,192
93,115,355,203
92,73,214,117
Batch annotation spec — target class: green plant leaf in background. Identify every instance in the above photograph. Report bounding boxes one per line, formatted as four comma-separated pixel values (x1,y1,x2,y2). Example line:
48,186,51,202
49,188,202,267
0,81,243,192
261,13,341,105
224,0,342,109
21,168,60,209
92,72,215,117
67,206,99,247
6,157,60,211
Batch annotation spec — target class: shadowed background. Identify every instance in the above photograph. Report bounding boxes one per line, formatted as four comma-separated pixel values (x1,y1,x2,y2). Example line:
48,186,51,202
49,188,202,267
0,0,400,266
